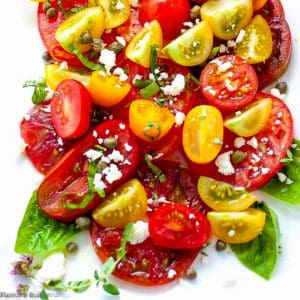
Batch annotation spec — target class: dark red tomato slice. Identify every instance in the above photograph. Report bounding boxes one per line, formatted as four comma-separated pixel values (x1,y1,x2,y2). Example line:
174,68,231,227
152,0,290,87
186,92,294,190
254,19,291,88
137,160,209,213
149,203,210,249
138,0,191,42
89,221,199,285
51,79,92,139
20,102,73,174
255,0,285,21
37,120,139,222
200,55,258,112
37,0,88,67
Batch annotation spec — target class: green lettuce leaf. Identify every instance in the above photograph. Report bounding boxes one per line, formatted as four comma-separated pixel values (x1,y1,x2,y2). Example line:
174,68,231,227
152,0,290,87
231,202,280,280
14,190,81,257
262,139,300,204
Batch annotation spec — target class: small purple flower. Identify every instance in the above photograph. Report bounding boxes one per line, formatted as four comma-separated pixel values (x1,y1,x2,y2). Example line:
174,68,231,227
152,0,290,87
10,255,34,277
16,283,29,296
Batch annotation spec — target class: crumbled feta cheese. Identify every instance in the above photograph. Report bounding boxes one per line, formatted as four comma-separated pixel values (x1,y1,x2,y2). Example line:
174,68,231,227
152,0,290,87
108,149,124,163
35,253,66,284
113,67,128,81
247,137,258,149
129,0,139,7
116,0,125,9
127,221,150,245
167,269,177,279
277,172,287,182
215,151,235,176
234,137,245,150
99,49,116,72
103,163,122,183
124,143,132,152
94,173,107,190
235,29,246,44
175,111,185,126
160,74,185,96
84,149,103,161
59,61,68,70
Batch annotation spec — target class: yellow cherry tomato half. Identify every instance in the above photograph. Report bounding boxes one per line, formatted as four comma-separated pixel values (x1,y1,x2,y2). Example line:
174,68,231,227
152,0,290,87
236,15,273,64
55,6,106,53
161,20,213,67
45,64,91,91
207,208,266,244
197,176,257,211
88,0,130,29
125,20,163,68
223,97,272,137
86,70,131,107
92,178,148,228
182,105,223,164
252,0,268,11
200,0,253,40
129,99,175,142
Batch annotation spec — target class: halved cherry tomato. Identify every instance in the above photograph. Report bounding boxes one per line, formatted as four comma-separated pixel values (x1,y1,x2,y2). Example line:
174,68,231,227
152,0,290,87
223,97,272,137
182,105,223,164
236,15,273,64
200,55,258,112
161,20,213,67
138,0,191,42
86,70,131,107
207,208,266,243
92,178,148,228
200,0,253,40
149,203,211,249
129,99,175,142
50,79,92,139
197,176,257,211
37,120,139,222
90,221,200,285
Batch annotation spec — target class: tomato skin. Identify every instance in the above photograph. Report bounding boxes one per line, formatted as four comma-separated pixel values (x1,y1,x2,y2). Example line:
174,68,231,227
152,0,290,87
149,203,211,249
51,79,92,139
37,120,139,222
138,0,191,42
255,0,285,21
200,55,258,112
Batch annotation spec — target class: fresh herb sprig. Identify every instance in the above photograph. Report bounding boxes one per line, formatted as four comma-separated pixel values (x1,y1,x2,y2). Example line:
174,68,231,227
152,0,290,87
23,78,48,104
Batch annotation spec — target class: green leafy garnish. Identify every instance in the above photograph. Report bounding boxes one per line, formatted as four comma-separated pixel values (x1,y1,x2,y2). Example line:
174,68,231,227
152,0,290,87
39,289,49,300
145,154,166,183
72,48,104,71
150,44,159,79
23,78,48,104
140,81,160,98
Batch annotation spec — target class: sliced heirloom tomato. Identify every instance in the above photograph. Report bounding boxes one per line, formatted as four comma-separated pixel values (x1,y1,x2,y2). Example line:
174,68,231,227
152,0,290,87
37,120,139,222
149,203,211,249
90,221,200,285
255,0,285,21
51,79,92,139
20,101,73,174
200,55,258,112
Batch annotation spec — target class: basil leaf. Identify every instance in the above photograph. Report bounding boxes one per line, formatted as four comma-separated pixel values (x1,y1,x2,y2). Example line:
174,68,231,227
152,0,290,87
14,190,81,257
67,279,92,293
103,283,120,296
263,139,300,204
231,202,280,280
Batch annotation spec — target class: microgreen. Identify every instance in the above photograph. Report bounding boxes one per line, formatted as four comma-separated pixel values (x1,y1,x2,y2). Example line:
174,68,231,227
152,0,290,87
23,78,48,104
145,154,166,183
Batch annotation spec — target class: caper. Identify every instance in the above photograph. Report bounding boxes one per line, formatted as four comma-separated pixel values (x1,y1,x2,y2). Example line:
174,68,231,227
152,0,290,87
275,82,288,94
96,160,108,173
103,137,118,149
232,150,247,164
81,32,93,45
46,7,57,19
42,51,52,63
92,38,105,53
66,242,78,253
42,2,52,11
215,239,227,251
184,267,197,280
190,5,201,20
75,216,91,230
108,41,124,54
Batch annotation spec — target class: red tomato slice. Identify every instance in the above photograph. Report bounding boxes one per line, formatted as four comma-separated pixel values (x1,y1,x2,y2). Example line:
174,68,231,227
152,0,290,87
200,55,258,112
37,120,139,222
20,102,73,174
138,0,191,42
51,79,92,139
37,0,88,67
186,92,294,190
149,203,210,249
254,19,291,88
89,222,199,285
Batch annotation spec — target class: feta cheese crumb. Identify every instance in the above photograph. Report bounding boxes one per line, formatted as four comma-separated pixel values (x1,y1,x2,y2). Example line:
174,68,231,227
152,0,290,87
247,137,258,149
277,172,287,182
160,74,185,96
99,49,116,72
167,269,177,279
84,149,103,161
175,111,185,126
234,137,246,148
215,151,235,176
235,29,246,44
103,163,122,183
128,221,150,245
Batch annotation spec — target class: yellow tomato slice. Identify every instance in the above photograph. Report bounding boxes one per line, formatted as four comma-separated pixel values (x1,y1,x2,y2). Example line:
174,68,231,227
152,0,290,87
88,0,130,29
161,20,213,67
200,0,253,40
182,105,223,164
197,176,257,212
45,64,91,91
86,70,131,107
252,0,268,11
125,20,163,68
223,97,272,137
92,179,148,228
55,7,106,53
207,208,266,244
129,99,175,142
236,15,273,64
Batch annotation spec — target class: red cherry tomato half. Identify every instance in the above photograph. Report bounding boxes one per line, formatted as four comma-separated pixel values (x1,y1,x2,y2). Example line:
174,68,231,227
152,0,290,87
51,79,92,139
37,120,139,222
149,203,211,249
200,55,258,112
138,0,191,42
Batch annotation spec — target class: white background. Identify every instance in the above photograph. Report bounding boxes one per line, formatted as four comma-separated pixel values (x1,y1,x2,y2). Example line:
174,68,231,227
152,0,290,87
1,1,300,299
